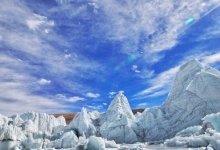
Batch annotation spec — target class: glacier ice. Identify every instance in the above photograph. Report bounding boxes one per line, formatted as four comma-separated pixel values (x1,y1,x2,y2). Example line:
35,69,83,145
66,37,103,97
164,112,220,149
99,91,138,143
67,107,96,138
1,59,220,149
132,59,220,142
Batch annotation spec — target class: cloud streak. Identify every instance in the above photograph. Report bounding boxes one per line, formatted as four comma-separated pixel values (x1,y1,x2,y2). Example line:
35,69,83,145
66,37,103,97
85,92,100,98
95,0,219,55
134,66,179,99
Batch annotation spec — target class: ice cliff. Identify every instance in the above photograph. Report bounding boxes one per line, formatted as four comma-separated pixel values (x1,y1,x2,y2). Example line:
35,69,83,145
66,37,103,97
1,59,220,150
132,59,220,142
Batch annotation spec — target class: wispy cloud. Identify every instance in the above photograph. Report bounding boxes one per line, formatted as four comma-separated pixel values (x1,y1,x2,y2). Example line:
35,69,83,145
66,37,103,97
0,0,104,115
0,83,68,116
85,92,100,98
26,14,54,31
135,69,155,79
56,94,86,102
137,102,148,108
87,105,103,110
55,0,73,5
95,0,219,55
52,0,219,64
109,92,117,95
108,92,117,98
201,52,220,66
38,78,51,85
68,96,85,102
134,66,179,99
131,65,140,73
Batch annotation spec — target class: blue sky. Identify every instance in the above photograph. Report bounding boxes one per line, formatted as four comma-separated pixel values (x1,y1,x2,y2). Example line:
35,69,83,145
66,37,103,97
1,0,220,116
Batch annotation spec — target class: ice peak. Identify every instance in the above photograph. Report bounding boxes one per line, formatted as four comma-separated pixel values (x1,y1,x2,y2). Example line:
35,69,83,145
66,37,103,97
107,91,134,120
118,90,124,96
179,59,204,71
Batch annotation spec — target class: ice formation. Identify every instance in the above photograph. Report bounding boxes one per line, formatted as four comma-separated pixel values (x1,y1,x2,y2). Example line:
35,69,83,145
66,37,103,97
1,59,220,149
164,112,220,149
132,59,220,142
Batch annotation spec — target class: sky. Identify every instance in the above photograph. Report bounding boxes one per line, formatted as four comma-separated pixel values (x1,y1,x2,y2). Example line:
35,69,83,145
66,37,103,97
1,0,220,116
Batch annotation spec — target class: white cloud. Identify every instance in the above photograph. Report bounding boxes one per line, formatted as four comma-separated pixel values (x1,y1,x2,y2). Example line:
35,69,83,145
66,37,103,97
137,103,148,108
87,105,103,110
0,54,70,116
56,94,66,99
56,94,85,102
96,0,219,56
26,14,54,31
85,92,100,98
103,103,107,106
132,65,140,73
108,91,117,98
38,78,51,85
0,0,107,116
109,92,116,95
135,69,155,79
68,96,85,102
132,65,138,70
55,0,73,5
0,83,68,116
201,52,220,66
64,54,71,58
146,90,168,98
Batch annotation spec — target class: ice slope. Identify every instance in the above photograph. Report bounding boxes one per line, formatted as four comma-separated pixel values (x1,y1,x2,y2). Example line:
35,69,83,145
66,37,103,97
164,112,220,149
132,59,220,142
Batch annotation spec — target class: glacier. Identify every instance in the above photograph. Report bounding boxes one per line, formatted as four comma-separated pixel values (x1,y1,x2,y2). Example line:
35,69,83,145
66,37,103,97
1,59,220,150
